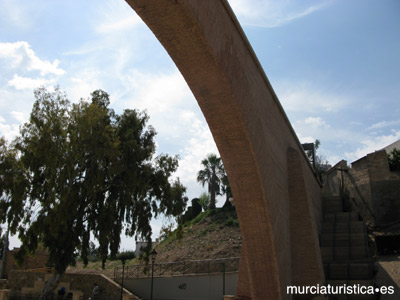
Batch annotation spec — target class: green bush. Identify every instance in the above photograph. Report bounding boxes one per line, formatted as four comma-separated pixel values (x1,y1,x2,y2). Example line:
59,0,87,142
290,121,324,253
224,217,239,227
114,250,136,261
388,148,400,171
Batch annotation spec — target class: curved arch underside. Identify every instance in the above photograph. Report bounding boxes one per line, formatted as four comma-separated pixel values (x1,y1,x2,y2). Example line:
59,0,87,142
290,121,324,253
125,1,325,299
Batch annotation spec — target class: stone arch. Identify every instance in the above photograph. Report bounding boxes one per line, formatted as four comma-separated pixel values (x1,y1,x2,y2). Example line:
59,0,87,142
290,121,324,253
125,1,324,299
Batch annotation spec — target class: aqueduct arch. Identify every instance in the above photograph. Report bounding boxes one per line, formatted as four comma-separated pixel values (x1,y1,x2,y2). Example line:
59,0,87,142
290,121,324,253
125,1,325,299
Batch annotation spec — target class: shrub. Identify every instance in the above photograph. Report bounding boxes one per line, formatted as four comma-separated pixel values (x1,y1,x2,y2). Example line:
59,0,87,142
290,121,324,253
115,250,136,261
198,193,210,211
388,148,400,171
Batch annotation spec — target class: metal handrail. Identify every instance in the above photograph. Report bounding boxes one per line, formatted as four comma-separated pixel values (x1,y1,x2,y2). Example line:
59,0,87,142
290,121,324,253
114,257,240,280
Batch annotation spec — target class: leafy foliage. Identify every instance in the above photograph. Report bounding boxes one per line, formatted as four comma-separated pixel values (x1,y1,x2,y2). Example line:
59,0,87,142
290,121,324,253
304,139,331,179
0,138,28,235
197,154,225,209
221,174,232,207
115,250,136,262
181,198,202,224
2,87,187,276
387,148,400,171
159,223,175,241
189,206,237,226
198,192,210,212
191,198,202,217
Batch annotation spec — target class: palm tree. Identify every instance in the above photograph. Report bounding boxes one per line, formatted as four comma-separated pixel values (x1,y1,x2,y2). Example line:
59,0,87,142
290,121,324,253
221,173,233,207
197,154,225,209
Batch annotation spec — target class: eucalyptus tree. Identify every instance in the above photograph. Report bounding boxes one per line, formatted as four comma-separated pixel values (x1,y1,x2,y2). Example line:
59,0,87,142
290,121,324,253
197,154,225,209
0,138,28,278
8,87,187,298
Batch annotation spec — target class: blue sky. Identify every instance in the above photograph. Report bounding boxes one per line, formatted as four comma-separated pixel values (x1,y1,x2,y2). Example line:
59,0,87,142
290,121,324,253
1,0,399,250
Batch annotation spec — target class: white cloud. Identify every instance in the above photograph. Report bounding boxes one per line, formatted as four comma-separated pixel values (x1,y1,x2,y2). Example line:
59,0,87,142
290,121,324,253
304,116,330,129
11,111,28,124
367,120,400,131
65,69,103,103
8,74,53,90
94,0,142,34
277,82,347,113
292,117,331,145
118,70,198,140
0,41,64,76
297,134,315,144
96,15,141,33
344,130,400,162
174,119,220,200
228,0,331,28
0,119,20,141
114,69,221,201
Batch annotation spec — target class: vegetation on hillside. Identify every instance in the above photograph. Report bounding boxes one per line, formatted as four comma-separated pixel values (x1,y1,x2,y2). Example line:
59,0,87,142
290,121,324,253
159,206,239,247
154,206,241,264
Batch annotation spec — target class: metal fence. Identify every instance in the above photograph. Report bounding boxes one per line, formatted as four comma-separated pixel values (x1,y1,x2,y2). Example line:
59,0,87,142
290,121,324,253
114,257,240,280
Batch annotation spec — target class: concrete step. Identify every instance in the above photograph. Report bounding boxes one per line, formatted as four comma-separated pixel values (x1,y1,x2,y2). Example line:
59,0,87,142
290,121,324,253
323,203,343,213
322,196,342,203
323,196,343,211
324,212,360,222
321,246,369,262
320,232,366,247
321,222,365,234
324,262,374,280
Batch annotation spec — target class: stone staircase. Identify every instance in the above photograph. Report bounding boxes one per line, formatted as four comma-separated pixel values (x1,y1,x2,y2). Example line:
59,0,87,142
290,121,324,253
321,196,377,300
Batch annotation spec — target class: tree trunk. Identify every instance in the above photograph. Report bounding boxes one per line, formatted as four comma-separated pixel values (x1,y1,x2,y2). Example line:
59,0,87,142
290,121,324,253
40,273,61,300
209,182,216,209
0,229,9,279
223,193,232,208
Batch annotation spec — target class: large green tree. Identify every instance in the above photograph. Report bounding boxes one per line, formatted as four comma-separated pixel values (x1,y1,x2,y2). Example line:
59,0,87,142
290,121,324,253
0,138,28,278
5,87,187,297
197,154,225,209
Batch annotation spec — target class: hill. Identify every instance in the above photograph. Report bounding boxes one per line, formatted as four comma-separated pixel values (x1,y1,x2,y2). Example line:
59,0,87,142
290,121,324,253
67,207,242,277
155,207,242,262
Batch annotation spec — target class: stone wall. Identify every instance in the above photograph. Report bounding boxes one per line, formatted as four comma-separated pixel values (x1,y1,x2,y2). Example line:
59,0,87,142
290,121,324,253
8,271,135,299
323,160,347,198
351,151,400,226
3,248,49,278
324,150,400,227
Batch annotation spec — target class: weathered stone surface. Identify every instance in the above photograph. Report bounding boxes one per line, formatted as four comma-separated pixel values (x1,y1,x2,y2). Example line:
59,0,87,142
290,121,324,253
124,1,323,299
3,248,49,278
